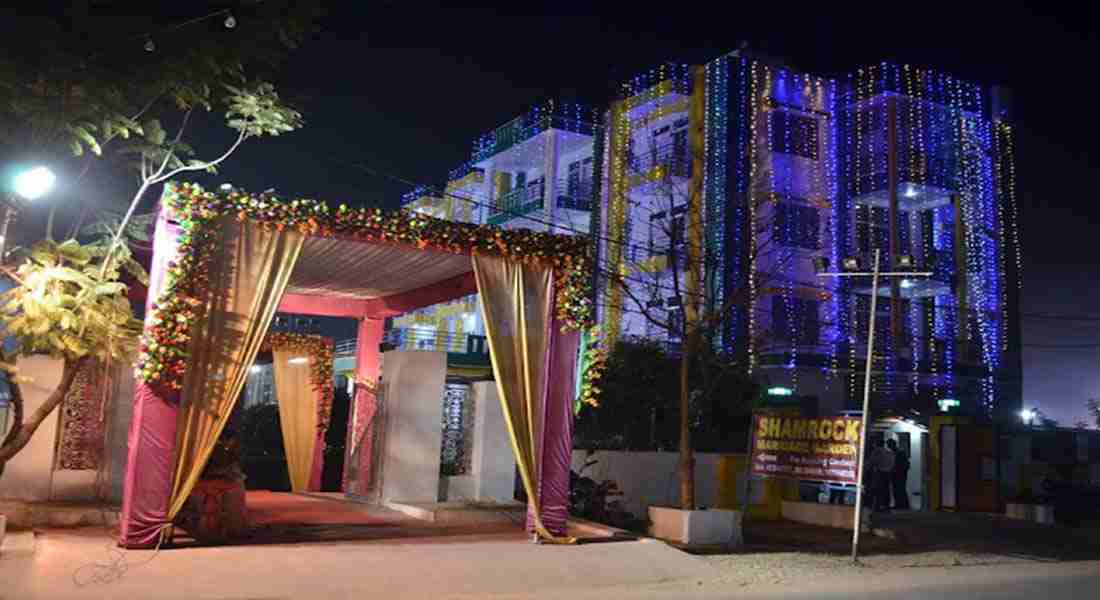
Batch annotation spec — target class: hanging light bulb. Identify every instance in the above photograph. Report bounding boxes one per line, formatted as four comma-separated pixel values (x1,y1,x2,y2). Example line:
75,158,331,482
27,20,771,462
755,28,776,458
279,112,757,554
224,13,237,29
144,38,155,52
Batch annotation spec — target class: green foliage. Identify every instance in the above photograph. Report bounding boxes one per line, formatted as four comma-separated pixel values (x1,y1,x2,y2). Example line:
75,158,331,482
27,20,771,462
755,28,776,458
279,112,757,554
225,82,303,138
0,239,145,363
574,339,757,452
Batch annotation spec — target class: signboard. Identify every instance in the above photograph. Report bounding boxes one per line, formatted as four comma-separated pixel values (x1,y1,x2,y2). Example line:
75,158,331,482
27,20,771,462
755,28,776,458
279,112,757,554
750,415,863,484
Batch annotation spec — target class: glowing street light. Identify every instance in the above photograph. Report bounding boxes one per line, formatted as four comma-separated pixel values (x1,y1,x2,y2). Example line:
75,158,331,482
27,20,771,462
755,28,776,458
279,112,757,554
13,166,56,201
1020,409,1036,426
3,165,57,261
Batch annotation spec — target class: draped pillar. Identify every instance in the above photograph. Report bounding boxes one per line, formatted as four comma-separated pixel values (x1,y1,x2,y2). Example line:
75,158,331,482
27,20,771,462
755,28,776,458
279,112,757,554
537,316,580,536
120,210,184,548
167,219,304,521
472,253,574,541
343,318,384,494
272,349,319,492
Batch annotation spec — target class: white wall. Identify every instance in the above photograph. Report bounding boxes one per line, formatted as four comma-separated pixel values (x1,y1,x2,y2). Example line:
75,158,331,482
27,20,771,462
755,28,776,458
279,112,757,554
379,351,446,503
1,355,137,505
571,450,722,517
0,356,67,501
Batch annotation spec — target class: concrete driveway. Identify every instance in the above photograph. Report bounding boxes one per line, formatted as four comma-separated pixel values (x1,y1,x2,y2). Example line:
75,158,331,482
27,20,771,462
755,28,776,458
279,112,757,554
0,527,715,600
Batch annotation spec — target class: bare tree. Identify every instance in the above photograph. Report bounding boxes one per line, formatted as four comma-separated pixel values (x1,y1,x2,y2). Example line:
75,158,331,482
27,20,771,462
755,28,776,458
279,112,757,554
598,72,795,509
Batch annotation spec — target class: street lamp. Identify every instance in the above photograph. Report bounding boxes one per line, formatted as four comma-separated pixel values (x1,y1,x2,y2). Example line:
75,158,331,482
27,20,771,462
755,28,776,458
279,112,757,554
1019,409,1036,426
3,166,56,261
814,248,932,563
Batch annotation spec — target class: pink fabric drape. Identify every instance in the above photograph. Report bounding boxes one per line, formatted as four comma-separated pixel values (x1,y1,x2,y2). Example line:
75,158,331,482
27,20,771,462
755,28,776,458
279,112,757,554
533,316,580,536
120,210,183,548
342,318,383,494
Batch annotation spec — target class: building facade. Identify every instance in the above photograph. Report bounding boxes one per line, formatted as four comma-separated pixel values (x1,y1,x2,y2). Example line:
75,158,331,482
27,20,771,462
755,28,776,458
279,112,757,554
392,103,598,365
595,56,1022,420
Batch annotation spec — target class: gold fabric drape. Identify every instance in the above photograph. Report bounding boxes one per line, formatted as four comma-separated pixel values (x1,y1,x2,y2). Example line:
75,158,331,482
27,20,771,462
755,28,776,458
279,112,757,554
168,219,304,520
272,349,318,492
472,253,570,542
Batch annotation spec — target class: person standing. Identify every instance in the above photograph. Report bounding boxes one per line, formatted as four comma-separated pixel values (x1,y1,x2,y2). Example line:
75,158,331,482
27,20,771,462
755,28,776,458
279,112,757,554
888,438,910,510
868,438,895,512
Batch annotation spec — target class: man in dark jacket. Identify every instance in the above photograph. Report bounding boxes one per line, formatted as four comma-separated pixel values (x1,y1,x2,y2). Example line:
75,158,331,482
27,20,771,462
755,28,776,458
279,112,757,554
887,438,910,510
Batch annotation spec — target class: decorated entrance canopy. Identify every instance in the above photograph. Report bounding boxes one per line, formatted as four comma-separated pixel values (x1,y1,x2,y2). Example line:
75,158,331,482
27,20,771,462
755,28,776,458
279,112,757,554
119,182,594,548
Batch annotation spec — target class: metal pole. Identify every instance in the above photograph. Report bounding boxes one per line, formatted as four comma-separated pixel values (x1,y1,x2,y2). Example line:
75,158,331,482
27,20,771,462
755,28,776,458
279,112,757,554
0,202,12,263
851,248,880,564
741,415,756,519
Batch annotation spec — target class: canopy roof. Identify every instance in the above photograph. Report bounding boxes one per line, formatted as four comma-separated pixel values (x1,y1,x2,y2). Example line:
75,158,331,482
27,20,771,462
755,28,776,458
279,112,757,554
288,237,473,301
150,182,594,328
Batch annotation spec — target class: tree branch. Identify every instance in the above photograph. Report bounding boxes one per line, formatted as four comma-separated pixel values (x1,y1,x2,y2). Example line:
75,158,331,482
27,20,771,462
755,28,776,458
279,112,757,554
154,129,247,183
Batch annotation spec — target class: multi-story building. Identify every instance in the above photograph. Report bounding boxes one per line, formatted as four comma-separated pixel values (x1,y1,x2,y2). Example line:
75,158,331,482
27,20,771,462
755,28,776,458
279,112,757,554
595,55,1022,419
391,103,599,373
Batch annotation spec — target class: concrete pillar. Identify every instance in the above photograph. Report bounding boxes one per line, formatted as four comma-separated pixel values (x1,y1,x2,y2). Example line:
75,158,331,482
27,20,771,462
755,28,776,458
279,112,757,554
378,351,446,503
469,381,517,502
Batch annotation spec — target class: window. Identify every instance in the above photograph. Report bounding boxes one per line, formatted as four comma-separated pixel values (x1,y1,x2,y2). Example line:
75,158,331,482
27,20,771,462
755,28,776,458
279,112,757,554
769,110,819,160
650,205,688,266
855,206,888,254
671,129,690,177
773,202,820,250
564,157,595,210
771,296,821,345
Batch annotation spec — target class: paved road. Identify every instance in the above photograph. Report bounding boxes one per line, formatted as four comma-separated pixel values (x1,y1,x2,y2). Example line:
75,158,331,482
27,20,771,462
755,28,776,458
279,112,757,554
3,527,1097,600
494,559,1100,600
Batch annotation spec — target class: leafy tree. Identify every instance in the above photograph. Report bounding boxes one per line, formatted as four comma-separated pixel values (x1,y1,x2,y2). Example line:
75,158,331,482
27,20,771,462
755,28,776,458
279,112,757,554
575,340,757,453
0,4,318,479
0,239,145,478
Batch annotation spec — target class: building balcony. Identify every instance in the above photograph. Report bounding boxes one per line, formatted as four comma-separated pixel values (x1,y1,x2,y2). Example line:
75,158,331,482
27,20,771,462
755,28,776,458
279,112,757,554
381,328,490,367
627,142,691,186
487,180,544,225
555,179,594,212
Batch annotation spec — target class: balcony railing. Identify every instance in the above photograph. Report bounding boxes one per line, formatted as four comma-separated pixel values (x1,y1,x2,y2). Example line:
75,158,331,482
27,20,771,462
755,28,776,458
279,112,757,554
628,142,691,179
488,179,544,225
382,328,490,363
555,179,594,211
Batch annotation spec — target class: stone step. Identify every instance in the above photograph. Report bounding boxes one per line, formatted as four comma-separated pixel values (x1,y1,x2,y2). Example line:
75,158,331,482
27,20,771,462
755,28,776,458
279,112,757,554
384,501,525,526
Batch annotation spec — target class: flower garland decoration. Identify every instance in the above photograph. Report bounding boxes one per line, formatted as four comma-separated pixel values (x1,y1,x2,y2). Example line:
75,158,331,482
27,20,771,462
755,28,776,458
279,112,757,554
137,182,594,393
261,332,335,434
575,326,608,413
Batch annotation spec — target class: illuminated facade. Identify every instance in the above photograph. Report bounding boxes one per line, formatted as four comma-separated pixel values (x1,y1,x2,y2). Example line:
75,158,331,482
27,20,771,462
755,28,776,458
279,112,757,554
595,56,1022,418
394,104,598,365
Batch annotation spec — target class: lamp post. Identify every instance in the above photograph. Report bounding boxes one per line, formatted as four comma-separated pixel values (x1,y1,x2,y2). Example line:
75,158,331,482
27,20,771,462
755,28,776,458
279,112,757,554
815,248,932,563
2,166,56,262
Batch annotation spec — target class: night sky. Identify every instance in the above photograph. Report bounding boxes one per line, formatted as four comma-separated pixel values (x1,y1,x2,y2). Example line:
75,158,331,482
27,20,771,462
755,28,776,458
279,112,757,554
133,4,1100,424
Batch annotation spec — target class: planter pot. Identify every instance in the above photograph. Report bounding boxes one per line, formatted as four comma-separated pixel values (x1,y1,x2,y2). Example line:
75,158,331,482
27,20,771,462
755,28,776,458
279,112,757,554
1005,502,1035,520
648,506,742,547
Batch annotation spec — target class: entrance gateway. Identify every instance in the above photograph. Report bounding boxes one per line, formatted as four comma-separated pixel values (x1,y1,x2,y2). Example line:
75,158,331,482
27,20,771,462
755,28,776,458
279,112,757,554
119,182,594,548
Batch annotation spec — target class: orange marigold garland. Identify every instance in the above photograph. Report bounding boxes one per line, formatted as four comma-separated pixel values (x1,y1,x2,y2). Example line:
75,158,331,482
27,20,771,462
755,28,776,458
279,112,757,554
137,182,594,394
262,332,335,434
